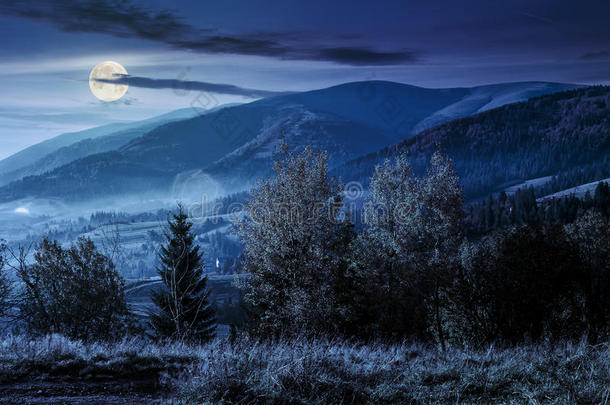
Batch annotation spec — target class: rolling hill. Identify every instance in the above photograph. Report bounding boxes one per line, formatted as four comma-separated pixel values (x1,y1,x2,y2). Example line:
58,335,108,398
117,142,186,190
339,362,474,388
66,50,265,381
0,80,578,204
0,107,212,186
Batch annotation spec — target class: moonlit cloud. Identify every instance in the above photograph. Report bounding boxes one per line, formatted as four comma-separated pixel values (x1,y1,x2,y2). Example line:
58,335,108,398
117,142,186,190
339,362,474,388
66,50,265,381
0,0,418,66
94,74,291,98
0,52,176,75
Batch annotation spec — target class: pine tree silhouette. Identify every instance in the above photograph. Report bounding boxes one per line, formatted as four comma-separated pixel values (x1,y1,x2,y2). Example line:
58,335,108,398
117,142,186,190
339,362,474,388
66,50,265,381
150,205,215,341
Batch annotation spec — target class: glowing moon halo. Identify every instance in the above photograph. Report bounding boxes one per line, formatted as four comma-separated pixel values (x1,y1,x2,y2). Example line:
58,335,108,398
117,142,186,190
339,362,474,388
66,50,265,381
89,61,128,102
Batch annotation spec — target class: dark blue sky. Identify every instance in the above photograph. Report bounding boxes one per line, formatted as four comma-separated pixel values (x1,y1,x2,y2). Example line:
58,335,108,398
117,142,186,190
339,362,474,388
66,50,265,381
1,0,609,158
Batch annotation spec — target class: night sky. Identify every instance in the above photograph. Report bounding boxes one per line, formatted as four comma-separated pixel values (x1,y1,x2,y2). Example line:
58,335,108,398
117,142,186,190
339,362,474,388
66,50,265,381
1,0,609,159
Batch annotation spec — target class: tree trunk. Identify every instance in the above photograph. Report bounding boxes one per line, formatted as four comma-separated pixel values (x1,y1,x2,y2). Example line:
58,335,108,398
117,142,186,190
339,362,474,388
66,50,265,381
434,281,446,351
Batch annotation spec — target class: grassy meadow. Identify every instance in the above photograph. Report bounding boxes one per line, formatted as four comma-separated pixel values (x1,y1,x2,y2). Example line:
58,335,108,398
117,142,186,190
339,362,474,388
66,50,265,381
0,334,608,404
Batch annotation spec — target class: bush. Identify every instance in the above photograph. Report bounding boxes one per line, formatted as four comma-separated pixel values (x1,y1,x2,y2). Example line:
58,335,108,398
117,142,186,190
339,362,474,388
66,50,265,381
564,210,610,342
16,237,132,341
448,224,587,344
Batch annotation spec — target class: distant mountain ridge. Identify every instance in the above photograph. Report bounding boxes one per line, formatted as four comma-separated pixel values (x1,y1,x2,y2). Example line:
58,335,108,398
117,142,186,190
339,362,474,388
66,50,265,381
0,107,219,186
202,81,581,189
0,80,581,204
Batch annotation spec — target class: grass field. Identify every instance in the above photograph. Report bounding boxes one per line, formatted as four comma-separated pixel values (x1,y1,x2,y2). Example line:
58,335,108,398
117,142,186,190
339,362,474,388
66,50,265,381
0,334,608,404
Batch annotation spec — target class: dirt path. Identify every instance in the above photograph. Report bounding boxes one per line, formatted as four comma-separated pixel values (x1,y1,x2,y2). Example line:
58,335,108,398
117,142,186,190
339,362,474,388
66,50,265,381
0,378,172,404
124,280,163,295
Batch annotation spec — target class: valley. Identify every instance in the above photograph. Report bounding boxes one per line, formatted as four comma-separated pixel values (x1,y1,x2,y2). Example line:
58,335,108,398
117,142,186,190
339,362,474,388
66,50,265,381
0,83,608,282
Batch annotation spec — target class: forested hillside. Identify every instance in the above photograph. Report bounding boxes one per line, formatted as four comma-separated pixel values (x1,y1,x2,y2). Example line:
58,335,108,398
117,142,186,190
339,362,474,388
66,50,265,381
335,86,610,200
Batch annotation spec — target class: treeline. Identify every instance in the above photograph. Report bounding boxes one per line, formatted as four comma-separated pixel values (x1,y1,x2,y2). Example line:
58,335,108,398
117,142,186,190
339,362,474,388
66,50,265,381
1,145,608,347
236,145,610,346
466,182,610,236
0,208,217,343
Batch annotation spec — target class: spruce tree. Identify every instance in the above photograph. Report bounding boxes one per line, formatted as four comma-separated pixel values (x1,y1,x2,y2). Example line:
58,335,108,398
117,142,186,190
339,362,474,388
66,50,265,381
150,206,215,342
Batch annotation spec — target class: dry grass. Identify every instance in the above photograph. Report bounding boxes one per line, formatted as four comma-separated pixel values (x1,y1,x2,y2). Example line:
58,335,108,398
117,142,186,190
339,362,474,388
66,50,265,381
0,334,195,384
176,338,610,404
0,334,608,404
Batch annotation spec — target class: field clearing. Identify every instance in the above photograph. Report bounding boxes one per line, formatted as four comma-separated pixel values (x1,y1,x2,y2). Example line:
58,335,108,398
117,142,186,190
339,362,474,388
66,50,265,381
81,213,235,251
503,175,553,193
539,178,610,200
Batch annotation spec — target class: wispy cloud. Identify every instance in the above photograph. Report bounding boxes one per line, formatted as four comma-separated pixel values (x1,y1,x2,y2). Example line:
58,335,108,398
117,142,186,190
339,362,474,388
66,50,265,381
0,0,417,66
519,12,559,26
580,50,610,60
94,74,290,98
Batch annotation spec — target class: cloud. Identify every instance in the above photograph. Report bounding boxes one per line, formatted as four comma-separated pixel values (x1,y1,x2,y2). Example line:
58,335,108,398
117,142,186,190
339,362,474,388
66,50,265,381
580,51,610,60
90,95,138,106
519,12,559,26
314,48,416,66
0,0,417,66
0,0,192,41
94,74,290,98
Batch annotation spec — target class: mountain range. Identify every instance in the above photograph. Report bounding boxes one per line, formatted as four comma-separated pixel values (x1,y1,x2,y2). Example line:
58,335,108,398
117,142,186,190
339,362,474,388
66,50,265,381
0,80,585,205
333,86,610,199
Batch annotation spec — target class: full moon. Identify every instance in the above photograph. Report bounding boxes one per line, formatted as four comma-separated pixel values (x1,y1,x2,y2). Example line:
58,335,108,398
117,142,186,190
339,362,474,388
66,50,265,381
89,61,128,102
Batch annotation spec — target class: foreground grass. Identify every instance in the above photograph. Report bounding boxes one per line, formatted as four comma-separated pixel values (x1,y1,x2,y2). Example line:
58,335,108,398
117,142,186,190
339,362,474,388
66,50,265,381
177,338,610,404
0,334,196,385
0,334,608,404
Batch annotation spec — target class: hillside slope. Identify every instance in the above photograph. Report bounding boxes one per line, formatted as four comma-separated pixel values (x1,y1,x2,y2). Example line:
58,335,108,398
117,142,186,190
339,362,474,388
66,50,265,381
0,108,209,186
334,86,610,200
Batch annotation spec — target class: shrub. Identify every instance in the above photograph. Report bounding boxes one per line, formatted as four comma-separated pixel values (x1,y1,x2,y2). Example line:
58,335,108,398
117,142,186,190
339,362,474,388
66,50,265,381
564,210,610,342
16,237,132,341
448,224,586,344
